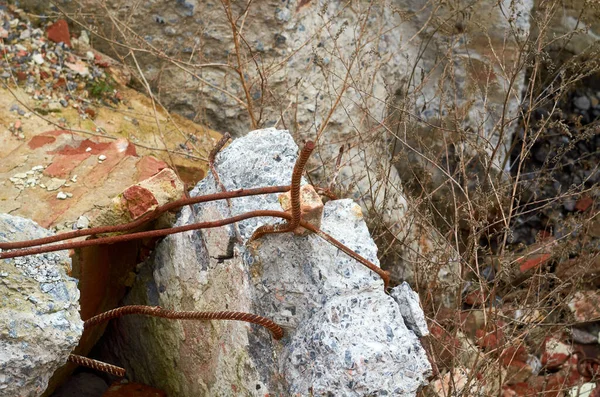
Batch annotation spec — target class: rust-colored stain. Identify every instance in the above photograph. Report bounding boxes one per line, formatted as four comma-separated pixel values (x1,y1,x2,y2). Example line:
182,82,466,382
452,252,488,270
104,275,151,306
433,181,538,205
49,138,112,155
28,135,56,149
43,152,91,178
136,156,168,181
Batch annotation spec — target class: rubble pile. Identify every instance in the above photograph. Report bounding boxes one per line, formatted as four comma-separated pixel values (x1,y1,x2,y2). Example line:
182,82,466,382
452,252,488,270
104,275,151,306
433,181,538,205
0,5,124,138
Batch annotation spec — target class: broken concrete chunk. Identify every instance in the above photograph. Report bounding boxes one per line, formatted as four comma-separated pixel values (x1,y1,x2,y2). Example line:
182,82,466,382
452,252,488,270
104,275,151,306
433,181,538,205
103,129,431,396
0,213,83,397
75,215,89,229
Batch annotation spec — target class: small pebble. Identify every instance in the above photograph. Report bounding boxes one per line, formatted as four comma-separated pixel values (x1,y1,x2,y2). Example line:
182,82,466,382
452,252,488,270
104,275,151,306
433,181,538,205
79,30,90,45
31,53,44,65
19,29,31,40
573,96,591,111
56,191,68,200
75,216,89,229
48,101,62,111
563,199,576,212
85,147,92,152
98,154,107,161
46,178,66,191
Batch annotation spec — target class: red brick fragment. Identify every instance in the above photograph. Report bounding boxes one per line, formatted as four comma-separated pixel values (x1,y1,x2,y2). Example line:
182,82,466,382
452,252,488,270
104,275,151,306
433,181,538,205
47,19,71,47
475,328,504,350
576,196,594,212
568,291,600,322
94,53,111,68
541,336,571,370
464,290,487,305
122,185,158,219
53,77,66,89
502,382,537,396
518,253,552,273
427,324,462,368
84,108,97,119
136,156,168,181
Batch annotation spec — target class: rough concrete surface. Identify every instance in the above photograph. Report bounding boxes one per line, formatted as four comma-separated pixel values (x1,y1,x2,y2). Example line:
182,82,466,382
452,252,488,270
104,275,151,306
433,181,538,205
390,282,430,338
0,214,83,397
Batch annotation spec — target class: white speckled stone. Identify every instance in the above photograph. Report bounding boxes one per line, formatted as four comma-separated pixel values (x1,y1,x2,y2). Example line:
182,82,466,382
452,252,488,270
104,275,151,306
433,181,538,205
285,291,430,396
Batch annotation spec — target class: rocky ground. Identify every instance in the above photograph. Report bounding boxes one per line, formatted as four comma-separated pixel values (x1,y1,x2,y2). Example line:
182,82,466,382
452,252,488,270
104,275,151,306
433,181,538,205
510,85,599,247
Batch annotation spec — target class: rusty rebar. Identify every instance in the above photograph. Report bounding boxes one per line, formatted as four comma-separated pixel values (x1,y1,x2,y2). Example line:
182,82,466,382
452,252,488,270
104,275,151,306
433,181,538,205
0,210,293,259
67,354,126,377
249,141,315,242
0,185,290,250
84,305,284,340
289,141,315,228
0,138,390,288
0,209,389,288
